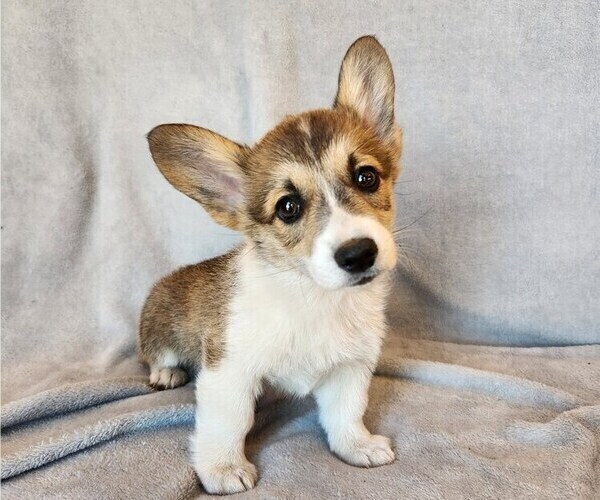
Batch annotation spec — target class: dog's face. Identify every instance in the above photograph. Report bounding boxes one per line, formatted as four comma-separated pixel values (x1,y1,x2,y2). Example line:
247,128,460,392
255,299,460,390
148,36,402,289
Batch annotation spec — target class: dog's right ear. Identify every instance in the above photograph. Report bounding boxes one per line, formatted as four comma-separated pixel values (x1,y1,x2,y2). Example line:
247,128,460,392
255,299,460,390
147,124,248,230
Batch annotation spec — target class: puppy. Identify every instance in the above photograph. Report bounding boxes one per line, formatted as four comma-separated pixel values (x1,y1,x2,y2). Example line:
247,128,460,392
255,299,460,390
139,36,402,494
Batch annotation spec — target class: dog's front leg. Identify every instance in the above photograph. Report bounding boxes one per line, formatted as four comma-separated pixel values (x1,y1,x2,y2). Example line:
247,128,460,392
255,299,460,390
191,364,259,494
314,362,395,467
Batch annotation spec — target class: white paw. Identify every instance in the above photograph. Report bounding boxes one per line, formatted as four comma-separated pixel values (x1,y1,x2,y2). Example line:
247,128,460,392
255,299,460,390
149,367,188,390
198,460,258,495
335,434,395,468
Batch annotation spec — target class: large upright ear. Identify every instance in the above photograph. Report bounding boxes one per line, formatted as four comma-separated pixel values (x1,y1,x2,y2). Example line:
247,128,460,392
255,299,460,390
334,36,397,145
147,124,247,230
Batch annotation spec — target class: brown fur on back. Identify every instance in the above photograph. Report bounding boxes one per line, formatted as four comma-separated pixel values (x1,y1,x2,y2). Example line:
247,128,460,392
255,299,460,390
138,249,238,369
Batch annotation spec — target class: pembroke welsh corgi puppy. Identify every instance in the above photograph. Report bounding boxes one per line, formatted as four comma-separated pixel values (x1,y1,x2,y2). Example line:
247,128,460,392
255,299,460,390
139,35,402,494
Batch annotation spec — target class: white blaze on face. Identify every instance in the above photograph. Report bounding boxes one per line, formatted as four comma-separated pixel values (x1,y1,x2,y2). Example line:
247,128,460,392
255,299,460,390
307,191,397,290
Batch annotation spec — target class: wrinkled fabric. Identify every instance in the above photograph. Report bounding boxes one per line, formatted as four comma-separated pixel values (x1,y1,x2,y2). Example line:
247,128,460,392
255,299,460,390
2,1,599,498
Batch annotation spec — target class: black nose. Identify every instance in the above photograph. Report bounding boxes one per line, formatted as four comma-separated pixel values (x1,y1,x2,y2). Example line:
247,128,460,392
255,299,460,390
334,238,378,274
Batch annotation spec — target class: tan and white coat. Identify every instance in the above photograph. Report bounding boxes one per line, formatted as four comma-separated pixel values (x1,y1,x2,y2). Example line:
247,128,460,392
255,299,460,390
139,36,403,494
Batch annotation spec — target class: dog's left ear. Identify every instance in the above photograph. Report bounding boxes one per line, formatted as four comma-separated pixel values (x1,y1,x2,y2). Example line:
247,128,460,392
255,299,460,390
335,36,398,147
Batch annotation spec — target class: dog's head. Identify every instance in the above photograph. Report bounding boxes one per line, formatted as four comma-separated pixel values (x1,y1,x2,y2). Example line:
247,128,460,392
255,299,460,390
148,36,402,289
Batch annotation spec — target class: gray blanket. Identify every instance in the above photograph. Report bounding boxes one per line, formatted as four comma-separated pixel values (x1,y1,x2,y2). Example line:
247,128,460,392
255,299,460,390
2,1,599,498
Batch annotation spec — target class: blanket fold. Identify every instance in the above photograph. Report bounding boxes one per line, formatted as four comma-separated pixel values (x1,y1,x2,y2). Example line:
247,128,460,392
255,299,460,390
2,346,598,498
2,0,598,497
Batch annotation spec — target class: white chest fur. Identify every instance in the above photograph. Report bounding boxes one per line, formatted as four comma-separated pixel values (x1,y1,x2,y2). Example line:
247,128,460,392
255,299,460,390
224,249,390,396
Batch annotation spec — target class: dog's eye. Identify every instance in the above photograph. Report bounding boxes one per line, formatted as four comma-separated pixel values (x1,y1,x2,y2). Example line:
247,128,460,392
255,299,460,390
354,166,380,192
276,195,303,223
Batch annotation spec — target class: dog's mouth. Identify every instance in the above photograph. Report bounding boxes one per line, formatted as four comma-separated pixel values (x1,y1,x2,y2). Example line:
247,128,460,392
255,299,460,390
351,273,377,287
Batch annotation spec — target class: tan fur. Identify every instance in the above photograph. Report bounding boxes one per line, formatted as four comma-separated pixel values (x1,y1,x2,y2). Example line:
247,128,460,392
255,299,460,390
138,250,237,375
147,124,249,231
335,36,397,143
138,35,402,384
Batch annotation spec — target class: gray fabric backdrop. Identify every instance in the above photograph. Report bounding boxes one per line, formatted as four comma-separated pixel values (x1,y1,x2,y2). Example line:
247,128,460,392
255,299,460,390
2,1,599,498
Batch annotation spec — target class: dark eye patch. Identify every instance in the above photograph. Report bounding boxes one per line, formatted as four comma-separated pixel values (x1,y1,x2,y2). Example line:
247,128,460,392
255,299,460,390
284,180,299,193
347,152,359,178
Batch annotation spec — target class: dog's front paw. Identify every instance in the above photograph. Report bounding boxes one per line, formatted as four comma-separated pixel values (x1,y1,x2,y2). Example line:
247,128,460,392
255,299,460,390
197,460,258,495
335,434,395,468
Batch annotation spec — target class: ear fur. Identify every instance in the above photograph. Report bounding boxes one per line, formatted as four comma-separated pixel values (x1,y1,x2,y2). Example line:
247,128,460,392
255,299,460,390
334,36,397,145
147,124,247,230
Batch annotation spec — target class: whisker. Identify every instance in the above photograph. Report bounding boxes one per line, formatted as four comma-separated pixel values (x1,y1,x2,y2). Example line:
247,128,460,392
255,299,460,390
240,242,258,259
393,228,421,239
297,272,308,302
394,246,418,273
396,241,420,255
213,232,242,238
396,248,421,262
393,206,433,234
251,267,297,280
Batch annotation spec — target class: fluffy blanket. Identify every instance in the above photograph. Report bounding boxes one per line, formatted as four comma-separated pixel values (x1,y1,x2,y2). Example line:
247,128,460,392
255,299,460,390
2,1,598,498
